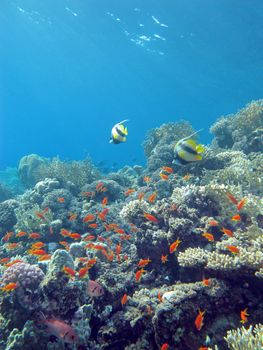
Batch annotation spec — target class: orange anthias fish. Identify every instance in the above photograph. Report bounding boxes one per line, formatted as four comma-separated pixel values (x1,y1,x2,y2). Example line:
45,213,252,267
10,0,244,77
60,229,71,237
143,176,151,183
202,233,215,242
240,308,249,324
226,245,240,254
226,192,238,205
101,197,108,207
208,220,219,227
116,243,122,262
183,173,192,181
138,192,145,201
199,347,208,350
202,278,211,287
38,254,52,261
135,268,146,282
16,231,27,238
78,267,89,278
57,197,65,203
2,231,14,242
35,211,46,221
83,214,95,223
63,266,76,277
144,213,159,223
6,243,21,250
147,192,157,203
157,291,163,303
161,255,168,264
160,344,169,350
31,242,45,249
159,173,169,180
195,310,205,331
237,198,246,211
231,214,241,221
221,227,234,237
125,188,135,196
0,258,10,264
70,233,82,240
137,258,151,267
1,282,18,292
162,166,173,173
88,223,98,229
28,233,41,239
169,239,181,254
97,208,109,221
121,293,128,306
28,249,47,255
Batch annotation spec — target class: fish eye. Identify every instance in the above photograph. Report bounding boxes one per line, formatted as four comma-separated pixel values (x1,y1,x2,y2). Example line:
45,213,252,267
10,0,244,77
71,335,75,340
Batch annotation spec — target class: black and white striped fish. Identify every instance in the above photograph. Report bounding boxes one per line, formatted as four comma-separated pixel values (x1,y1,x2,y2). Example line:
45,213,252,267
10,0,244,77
110,119,129,144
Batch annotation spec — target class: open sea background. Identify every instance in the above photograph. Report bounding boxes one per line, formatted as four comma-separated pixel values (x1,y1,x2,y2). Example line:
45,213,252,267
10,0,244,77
1,0,263,172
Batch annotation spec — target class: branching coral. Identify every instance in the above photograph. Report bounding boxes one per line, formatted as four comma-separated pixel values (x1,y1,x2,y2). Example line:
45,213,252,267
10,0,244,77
224,323,263,350
35,157,100,188
210,100,263,153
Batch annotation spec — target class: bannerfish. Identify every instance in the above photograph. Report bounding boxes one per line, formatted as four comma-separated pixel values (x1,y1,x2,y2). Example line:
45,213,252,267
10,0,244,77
173,129,205,165
87,280,104,297
110,119,129,144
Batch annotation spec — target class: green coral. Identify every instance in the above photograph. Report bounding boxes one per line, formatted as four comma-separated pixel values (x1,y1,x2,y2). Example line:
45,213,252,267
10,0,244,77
224,324,263,350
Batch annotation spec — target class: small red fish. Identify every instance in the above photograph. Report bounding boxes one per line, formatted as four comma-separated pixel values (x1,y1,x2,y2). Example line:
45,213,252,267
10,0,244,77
137,258,151,267
6,243,20,250
138,192,145,201
2,231,14,242
28,249,47,255
63,266,76,277
226,245,240,254
97,208,109,221
240,308,249,324
202,278,211,287
237,198,246,211
1,282,18,292
161,255,168,264
199,347,208,350
157,291,163,303
16,231,27,238
125,188,135,196
60,229,71,237
135,268,145,282
144,213,158,223
28,233,41,239
169,239,181,253
160,344,169,350
88,223,98,229
147,192,157,203
208,220,219,227
38,254,52,261
143,176,151,183
162,166,173,173
31,242,45,249
231,214,241,221
221,227,234,237
35,211,46,221
226,192,238,205
84,235,96,241
121,293,128,306
83,214,95,223
101,197,108,207
159,173,169,180
57,197,65,203
78,267,89,278
195,310,205,331
202,233,214,242
0,258,10,264
70,233,81,240
183,174,192,181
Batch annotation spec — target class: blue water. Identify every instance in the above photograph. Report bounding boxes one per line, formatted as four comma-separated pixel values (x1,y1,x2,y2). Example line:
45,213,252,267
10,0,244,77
1,0,263,171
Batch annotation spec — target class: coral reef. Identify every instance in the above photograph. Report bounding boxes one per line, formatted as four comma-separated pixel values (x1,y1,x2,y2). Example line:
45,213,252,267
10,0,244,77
0,100,263,349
